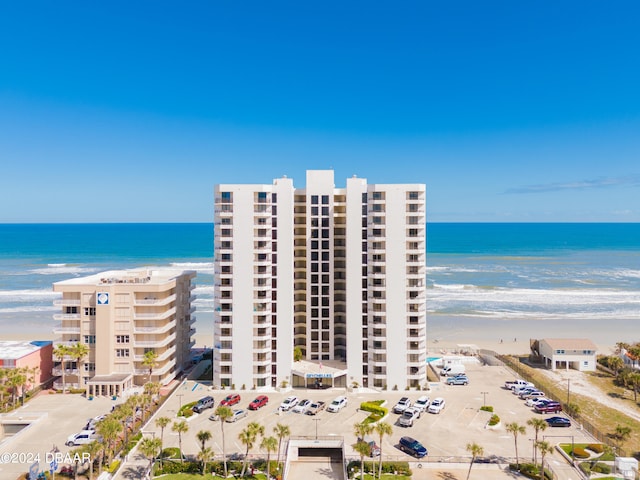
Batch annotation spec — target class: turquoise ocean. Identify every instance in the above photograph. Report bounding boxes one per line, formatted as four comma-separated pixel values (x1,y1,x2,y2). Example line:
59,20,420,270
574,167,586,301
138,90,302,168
0,223,639,349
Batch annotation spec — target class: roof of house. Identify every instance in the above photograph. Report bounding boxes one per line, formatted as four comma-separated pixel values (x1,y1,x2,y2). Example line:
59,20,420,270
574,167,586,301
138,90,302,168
0,340,52,361
541,338,597,351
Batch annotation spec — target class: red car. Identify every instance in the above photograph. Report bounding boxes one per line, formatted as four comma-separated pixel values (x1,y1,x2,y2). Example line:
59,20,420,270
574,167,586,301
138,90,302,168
220,394,241,407
534,402,562,414
248,395,269,410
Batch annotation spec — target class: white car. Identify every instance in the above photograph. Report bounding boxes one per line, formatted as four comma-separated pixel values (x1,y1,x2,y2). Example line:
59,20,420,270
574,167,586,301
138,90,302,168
327,396,348,413
226,409,248,423
66,430,102,447
280,396,299,411
526,397,550,407
413,395,430,413
398,407,421,427
427,397,446,414
292,399,312,414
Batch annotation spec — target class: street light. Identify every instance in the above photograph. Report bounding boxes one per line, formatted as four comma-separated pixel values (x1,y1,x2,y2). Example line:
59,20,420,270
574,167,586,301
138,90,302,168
177,394,184,412
481,391,489,407
313,418,321,440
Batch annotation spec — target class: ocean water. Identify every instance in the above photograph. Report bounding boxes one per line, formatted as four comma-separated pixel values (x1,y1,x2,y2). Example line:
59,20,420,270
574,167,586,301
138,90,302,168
0,223,639,347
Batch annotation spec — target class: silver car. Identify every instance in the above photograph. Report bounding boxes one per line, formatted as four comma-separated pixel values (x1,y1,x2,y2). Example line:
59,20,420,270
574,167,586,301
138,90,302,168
226,409,248,422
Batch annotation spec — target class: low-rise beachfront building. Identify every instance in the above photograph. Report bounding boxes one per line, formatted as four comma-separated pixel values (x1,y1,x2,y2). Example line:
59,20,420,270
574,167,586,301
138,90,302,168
537,338,597,371
52,268,196,396
0,340,53,387
213,169,427,390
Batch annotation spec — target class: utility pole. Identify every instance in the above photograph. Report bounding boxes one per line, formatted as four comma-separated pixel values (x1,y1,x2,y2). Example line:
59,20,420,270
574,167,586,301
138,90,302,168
567,379,570,406
481,391,489,407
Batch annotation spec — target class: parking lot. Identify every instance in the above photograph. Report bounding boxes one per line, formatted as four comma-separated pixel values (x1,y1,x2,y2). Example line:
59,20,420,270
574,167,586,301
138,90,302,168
1,362,594,479
147,362,593,464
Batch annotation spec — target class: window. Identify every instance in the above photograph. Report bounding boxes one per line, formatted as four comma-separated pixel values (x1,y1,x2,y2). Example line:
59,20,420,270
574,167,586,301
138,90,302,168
116,335,130,344
84,335,96,344
372,191,384,200
408,191,419,200
84,363,95,372
555,349,565,354
322,207,329,216
258,191,267,201
311,206,318,215
311,195,318,205
322,195,329,204
84,307,96,316
65,306,78,314
116,349,130,358
221,191,232,202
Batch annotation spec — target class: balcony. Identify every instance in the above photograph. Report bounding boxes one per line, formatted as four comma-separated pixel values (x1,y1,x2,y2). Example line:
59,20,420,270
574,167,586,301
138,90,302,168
52,324,81,335
53,299,81,306
52,367,80,376
134,360,175,377
135,333,176,348
134,294,176,306
133,307,176,320
54,313,81,321
133,323,174,334
134,346,175,362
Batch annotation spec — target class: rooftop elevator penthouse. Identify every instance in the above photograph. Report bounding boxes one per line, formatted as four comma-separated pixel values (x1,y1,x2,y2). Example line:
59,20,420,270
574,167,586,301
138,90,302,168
213,170,427,390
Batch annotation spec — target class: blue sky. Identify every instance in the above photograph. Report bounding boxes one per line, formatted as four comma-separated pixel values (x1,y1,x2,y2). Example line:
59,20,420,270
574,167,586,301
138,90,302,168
1,1,639,222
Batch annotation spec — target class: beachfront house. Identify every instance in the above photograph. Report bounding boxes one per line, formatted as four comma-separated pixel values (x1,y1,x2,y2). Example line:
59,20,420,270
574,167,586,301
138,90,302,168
537,338,597,372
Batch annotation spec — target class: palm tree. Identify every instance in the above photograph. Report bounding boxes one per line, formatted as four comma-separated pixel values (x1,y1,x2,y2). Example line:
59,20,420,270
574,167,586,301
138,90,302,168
353,420,373,442
352,439,372,479
537,440,553,480
274,422,291,478
466,442,484,480
196,430,212,454
614,424,631,450
239,421,264,477
197,446,214,475
375,422,393,480
155,416,171,467
527,417,548,466
260,435,278,479
216,405,234,478
6,370,24,407
95,417,122,463
172,420,189,463
80,440,103,478
139,437,162,476
113,401,135,447
70,342,89,388
53,344,70,393
506,422,526,468
142,350,159,382
609,355,624,376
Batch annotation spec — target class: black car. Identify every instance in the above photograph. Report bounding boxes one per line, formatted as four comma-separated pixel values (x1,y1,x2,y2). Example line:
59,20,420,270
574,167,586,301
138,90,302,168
192,396,215,413
398,436,427,458
545,416,571,427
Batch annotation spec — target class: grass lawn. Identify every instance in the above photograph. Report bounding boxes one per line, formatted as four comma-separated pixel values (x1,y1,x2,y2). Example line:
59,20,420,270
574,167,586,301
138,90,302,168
504,356,640,456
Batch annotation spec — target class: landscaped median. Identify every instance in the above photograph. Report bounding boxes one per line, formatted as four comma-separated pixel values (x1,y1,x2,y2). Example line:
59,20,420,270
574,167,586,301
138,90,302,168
360,400,389,424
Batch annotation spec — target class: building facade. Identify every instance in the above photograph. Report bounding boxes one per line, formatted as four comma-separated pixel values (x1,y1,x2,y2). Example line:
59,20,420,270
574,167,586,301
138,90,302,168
538,338,597,372
52,268,196,396
213,170,426,389
0,340,53,387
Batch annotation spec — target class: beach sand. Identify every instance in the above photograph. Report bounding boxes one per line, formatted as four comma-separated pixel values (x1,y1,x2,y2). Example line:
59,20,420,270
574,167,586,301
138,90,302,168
1,314,627,357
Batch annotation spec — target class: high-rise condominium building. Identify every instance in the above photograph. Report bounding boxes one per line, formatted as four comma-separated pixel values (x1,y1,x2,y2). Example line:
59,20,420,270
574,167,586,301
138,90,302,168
52,268,196,396
213,170,426,390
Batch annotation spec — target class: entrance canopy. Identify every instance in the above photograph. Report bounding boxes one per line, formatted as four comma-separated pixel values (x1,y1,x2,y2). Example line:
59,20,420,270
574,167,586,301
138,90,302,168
291,360,348,388
87,373,133,398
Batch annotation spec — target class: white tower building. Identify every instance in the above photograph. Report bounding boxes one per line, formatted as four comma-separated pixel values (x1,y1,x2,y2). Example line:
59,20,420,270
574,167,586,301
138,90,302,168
213,170,426,390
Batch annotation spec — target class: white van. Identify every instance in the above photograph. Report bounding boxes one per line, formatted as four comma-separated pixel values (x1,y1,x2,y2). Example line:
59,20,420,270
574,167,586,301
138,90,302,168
440,364,465,377
66,430,102,446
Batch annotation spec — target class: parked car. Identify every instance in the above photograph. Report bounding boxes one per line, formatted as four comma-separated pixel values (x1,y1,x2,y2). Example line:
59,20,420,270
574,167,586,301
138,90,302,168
248,395,269,410
399,407,421,427
520,390,546,400
534,402,562,414
292,399,312,414
446,375,469,385
66,430,102,447
305,401,326,415
546,416,571,427
398,436,428,458
327,396,348,413
357,436,381,457
505,379,534,390
413,395,430,412
440,364,466,376
280,396,299,411
428,397,446,414
84,414,107,431
393,397,412,414
525,397,551,407
220,394,241,407
192,396,215,413
226,409,248,422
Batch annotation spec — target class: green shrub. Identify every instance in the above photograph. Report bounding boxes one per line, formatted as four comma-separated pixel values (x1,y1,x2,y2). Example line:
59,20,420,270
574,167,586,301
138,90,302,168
587,443,604,454
572,446,589,459
178,401,197,417
579,462,591,475
346,460,411,476
510,463,552,480
488,414,500,426
592,462,611,474
360,401,388,423
480,405,494,412
156,460,201,475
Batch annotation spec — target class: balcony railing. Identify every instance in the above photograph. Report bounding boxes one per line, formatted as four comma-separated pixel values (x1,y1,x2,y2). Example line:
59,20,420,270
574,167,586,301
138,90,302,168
134,294,176,306
133,307,176,320
52,325,81,334
54,314,81,321
53,299,81,306
135,333,176,348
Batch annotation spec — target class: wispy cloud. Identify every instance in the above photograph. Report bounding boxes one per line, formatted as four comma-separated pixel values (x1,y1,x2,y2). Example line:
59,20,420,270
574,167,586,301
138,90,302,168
504,175,640,194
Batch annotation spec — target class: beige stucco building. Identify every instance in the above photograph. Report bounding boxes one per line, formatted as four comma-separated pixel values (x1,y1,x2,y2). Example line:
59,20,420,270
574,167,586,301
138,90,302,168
53,268,196,396
537,338,597,371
